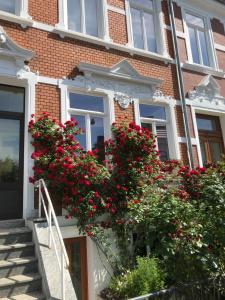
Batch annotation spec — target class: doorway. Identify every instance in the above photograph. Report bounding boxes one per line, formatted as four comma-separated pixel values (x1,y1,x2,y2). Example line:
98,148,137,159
196,114,224,165
64,237,89,300
0,85,25,220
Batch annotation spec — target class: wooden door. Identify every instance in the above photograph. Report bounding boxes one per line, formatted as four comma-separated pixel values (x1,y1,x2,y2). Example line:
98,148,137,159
196,114,224,165
64,237,88,300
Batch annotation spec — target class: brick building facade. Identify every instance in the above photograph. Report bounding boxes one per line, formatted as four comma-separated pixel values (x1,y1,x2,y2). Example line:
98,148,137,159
0,0,225,298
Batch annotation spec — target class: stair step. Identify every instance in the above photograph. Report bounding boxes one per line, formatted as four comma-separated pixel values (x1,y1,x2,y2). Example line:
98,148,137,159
0,273,42,298
0,220,25,230
0,257,38,278
1,291,45,300
0,228,32,245
0,243,34,260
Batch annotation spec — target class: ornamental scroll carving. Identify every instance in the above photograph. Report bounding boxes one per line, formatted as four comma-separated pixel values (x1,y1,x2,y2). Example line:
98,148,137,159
114,92,134,109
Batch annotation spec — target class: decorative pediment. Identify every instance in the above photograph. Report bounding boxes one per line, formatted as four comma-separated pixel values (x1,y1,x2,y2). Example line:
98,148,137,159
0,26,33,60
189,75,225,111
78,59,162,87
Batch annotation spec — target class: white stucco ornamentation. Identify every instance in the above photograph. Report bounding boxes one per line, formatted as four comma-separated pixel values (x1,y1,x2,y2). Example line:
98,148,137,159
189,75,225,111
0,32,6,44
114,92,134,109
153,89,173,102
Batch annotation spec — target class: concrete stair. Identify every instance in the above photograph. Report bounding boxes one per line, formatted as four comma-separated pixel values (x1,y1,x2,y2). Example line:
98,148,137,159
0,220,45,299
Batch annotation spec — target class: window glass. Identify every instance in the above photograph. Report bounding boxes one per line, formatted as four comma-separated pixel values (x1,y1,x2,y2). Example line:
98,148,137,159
0,85,24,113
72,115,86,150
69,94,104,112
131,0,153,9
197,118,216,131
67,0,81,32
141,123,153,132
140,104,166,120
210,142,222,162
131,7,144,49
199,31,209,66
188,27,200,64
186,13,204,28
156,125,169,161
144,12,157,53
85,0,98,37
200,142,207,165
90,117,104,151
0,0,15,14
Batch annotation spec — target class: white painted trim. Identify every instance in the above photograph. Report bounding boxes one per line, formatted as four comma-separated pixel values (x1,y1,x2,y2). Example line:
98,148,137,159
0,1,32,28
37,75,59,86
182,62,225,77
107,5,125,15
176,31,186,39
191,106,203,167
178,137,197,145
215,43,225,53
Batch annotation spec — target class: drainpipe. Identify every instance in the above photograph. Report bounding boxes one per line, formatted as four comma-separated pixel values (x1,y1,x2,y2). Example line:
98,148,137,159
167,0,195,169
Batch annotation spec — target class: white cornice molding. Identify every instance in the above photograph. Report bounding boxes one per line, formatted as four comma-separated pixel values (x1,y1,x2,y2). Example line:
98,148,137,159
0,25,33,60
0,10,33,28
78,59,162,87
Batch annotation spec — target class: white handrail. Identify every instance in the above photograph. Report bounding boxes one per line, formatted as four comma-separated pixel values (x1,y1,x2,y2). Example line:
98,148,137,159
36,178,69,300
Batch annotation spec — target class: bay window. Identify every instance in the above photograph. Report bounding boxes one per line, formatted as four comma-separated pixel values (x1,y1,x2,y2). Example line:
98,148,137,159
128,0,158,53
139,103,170,161
68,93,106,151
67,0,100,37
185,12,211,67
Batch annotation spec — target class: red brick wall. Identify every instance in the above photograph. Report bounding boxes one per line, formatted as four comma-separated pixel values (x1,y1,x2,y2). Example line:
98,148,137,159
211,18,225,45
107,0,125,9
108,11,128,45
29,0,58,26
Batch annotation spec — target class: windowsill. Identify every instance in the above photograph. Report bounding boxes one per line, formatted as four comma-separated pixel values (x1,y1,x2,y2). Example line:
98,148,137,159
53,26,173,64
0,10,33,28
182,62,225,78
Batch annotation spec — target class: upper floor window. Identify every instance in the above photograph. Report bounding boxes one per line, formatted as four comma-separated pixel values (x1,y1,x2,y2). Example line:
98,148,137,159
68,93,106,152
129,0,157,52
67,0,99,37
185,12,210,66
0,0,15,14
139,103,170,161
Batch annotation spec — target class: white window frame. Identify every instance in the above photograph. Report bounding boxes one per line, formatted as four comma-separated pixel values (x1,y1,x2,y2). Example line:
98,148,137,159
57,0,109,40
125,0,166,56
65,89,111,151
183,8,217,69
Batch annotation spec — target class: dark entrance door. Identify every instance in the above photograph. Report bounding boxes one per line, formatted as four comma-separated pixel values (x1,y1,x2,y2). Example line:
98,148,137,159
196,114,224,165
0,85,25,220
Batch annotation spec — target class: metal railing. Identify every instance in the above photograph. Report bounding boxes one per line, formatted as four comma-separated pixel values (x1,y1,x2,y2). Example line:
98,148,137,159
36,179,69,300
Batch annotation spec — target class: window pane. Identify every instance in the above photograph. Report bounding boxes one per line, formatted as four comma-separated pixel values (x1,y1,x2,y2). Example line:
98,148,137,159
90,117,104,151
156,125,169,161
144,12,157,53
69,94,104,112
67,0,81,32
197,118,216,131
131,8,144,49
0,85,24,113
188,27,200,64
72,115,86,150
84,0,98,37
0,0,15,13
200,142,207,165
186,13,204,28
131,0,153,9
199,30,210,66
210,142,222,162
140,104,166,120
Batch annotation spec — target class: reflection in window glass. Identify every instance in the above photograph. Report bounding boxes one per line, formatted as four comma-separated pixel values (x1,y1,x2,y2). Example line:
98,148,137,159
72,115,86,150
144,12,157,53
188,27,200,64
199,31,209,66
67,0,81,32
91,117,104,151
141,123,153,132
140,104,166,120
197,118,216,131
210,142,221,162
69,94,104,112
131,8,144,49
186,13,204,28
85,0,98,37
156,125,169,161
0,85,24,113
0,0,15,14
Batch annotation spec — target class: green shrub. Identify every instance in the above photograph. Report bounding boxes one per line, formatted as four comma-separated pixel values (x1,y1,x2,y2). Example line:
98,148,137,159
109,257,165,298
